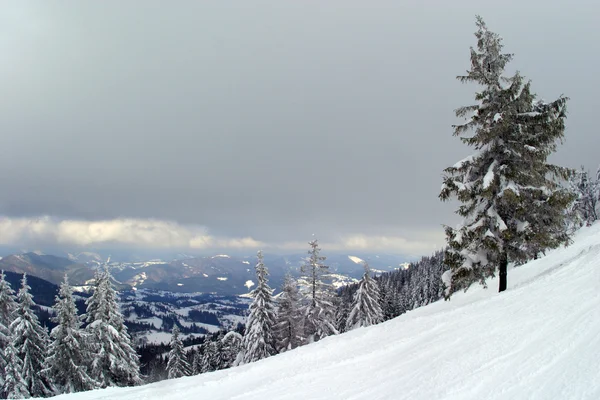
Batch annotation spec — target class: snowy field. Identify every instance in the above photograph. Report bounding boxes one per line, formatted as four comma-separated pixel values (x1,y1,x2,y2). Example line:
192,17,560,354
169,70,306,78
50,224,600,400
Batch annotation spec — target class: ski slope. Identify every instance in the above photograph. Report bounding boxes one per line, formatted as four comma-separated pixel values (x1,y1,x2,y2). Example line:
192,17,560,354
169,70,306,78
52,225,600,400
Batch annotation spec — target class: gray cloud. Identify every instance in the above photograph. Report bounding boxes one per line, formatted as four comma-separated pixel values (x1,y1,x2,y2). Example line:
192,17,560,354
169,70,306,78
0,1,597,253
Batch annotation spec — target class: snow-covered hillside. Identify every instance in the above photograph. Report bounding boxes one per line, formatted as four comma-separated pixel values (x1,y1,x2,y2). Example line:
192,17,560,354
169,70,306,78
51,225,600,400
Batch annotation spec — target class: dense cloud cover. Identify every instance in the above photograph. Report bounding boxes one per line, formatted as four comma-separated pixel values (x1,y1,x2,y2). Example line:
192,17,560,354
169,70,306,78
0,1,596,254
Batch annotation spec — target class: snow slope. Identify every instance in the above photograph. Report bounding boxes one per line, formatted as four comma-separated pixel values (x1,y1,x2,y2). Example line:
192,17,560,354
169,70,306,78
51,225,600,400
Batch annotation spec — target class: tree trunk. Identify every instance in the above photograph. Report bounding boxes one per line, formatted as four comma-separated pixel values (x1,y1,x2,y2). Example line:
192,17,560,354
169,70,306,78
498,252,508,293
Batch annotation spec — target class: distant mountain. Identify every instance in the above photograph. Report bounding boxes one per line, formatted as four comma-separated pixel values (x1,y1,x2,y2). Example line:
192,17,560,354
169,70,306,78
0,253,95,286
67,251,104,263
109,252,408,294
0,250,409,295
3,270,60,307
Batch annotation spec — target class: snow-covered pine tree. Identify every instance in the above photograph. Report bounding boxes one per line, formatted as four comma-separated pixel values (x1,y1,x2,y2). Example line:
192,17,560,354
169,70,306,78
11,274,54,397
0,270,18,396
0,270,17,331
85,266,141,387
200,340,218,373
239,251,276,364
219,331,242,369
191,350,202,375
334,291,351,334
567,166,599,229
300,240,338,342
440,16,573,296
345,263,383,331
2,339,28,399
44,274,98,394
273,274,302,352
212,331,225,370
166,325,190,379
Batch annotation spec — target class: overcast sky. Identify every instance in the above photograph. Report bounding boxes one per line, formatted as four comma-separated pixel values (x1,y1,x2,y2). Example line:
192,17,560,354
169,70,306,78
0,1,597,256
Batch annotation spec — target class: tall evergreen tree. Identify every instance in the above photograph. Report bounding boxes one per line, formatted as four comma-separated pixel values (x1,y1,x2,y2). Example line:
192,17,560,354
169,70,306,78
300,240,337,342
0,270,18,397
166,325,190,379
440,16,573,296
238,251,276,364
11,274,54,397
345,263,383,331
274,275,303,352
44,275,98,393
85,266,141,387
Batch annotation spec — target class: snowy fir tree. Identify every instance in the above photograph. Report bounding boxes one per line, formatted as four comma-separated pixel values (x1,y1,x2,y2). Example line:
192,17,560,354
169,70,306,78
219,331,242,369
0,270,18,397
335,289,352,334
345,263,383,331
2,339,28,399
10,274,54,397
439,16,573,296
300,240,338,342
567,166,599,229
166,325,190,379
238,251,276,364
200,340,219,373
44,274,98,394
85,266,141,387
0,270,17,335
340,251,446,323
273,275,303,352
191,350,202,375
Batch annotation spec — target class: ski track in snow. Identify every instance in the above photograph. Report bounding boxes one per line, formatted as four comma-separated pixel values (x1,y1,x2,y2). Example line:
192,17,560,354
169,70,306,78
48,225,600,400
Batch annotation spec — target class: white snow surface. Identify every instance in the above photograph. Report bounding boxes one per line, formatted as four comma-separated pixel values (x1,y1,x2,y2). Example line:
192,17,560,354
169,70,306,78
49,224,600,400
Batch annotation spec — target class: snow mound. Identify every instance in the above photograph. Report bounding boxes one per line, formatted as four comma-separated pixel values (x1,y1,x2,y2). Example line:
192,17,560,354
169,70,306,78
52,224,600,400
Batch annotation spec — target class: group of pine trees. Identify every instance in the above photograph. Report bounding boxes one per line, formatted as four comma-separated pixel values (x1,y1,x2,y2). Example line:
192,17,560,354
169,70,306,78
165,240,386,378
339,251,447,325
0,267,140,398
233,241,384,366
163,329,244,380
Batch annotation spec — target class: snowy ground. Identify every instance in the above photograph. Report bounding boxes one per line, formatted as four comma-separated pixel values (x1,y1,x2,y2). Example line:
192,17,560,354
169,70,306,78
51,224,600,399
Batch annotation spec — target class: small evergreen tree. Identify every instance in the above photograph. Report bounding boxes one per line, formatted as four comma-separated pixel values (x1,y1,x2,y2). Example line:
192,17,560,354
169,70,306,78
11,274,54,397
300,240,338,342
85,266,141,387
345,263,383,331
44,274,98,393
567,166,599,229
0,270,17,331
2,339,28,399
191,350,202,375
274,275,303,352
166,325,190,379
239,251,276,364
0,270,18,396
440,16,573,296
219,331,242,369
200,341,218,373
